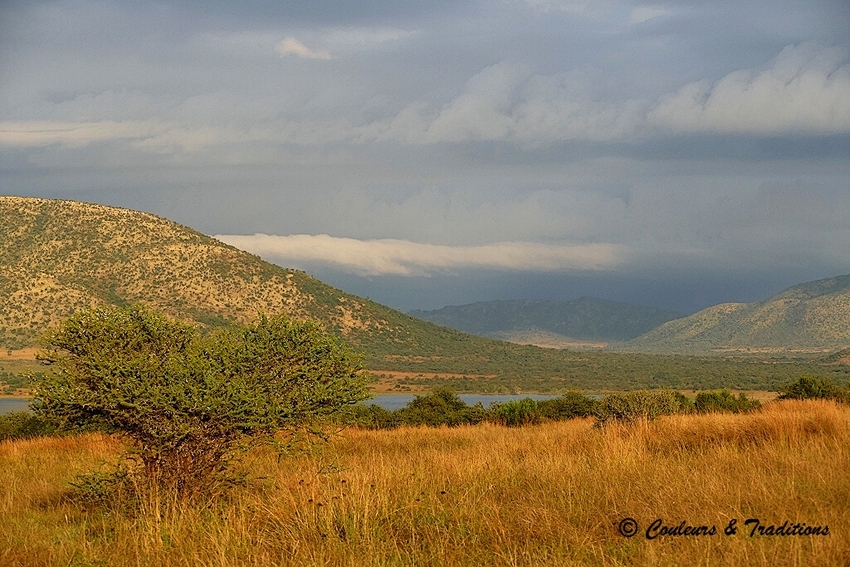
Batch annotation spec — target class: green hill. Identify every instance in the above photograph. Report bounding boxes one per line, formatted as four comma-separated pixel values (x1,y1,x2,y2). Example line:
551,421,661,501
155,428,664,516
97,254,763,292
621,274,850,354
0,196,487,363
410,298,683,345
1,196,845,392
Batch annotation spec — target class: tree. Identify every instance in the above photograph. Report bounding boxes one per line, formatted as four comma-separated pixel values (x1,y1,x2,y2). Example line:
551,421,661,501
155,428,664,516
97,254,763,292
396,388,486,427
34,305,370,498
593,389,690,426
694,390,760,413
778,374,849,403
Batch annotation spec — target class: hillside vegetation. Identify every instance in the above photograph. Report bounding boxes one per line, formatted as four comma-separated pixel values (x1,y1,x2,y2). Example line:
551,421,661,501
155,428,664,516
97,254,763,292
2,196,848,392
410,297,683,344
622,274,850,354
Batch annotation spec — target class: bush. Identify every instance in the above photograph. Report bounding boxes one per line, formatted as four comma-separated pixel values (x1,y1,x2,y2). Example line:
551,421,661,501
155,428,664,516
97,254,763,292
695,390,761,413
778,374,850,403
594,389,689,426
538,391,598,420
491,398,542,427
344,403,402,429
0,371,33,394
396,388,487,427
0,411,58,441
33,305,369,499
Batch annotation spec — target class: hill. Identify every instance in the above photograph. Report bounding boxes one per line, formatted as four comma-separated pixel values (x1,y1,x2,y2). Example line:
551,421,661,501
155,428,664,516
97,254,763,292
0,196,489,363
409,298,683,346
621,274,850,354
2,196,845,392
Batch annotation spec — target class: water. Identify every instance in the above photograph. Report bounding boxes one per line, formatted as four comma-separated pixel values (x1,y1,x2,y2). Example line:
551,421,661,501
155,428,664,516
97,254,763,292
0,394,585,414
0,398,31,415
363,393,561,411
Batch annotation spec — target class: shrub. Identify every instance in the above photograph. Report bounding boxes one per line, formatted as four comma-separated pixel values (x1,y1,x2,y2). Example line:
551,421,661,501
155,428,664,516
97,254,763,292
345,403,402,429
0,411,58,441
695,390,761,413
33,305,369,499
491,398,542,427
778,374,850,403
594,389,689,426
538,391,599,421
396,388,487,427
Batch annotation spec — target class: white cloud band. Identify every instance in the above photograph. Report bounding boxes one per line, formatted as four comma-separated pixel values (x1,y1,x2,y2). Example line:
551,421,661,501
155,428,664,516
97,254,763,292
649,44,850,135
214,233,624,276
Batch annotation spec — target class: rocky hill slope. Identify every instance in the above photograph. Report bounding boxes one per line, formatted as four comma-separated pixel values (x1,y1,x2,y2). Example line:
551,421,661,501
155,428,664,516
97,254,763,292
621,274,850,354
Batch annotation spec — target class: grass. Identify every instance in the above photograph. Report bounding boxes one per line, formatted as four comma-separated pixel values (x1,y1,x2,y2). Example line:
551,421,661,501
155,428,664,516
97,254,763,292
1,400,848,566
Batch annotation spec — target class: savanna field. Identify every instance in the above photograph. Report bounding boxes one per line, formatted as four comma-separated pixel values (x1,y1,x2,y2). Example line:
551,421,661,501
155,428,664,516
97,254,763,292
1,399,848,567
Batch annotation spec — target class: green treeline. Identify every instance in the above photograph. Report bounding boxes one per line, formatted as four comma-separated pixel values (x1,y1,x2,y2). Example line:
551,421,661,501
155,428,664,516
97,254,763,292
346,375,850,430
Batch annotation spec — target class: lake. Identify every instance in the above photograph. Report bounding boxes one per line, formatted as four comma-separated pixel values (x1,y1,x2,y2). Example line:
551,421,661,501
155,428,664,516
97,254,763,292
0,398,31,415
0,394,573,415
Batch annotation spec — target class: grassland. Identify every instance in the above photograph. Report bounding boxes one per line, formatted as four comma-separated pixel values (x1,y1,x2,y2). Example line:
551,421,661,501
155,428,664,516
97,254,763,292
1,399,847,566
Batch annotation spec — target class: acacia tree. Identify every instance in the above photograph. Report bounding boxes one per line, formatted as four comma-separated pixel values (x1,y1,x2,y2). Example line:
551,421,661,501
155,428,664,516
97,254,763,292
34,305,369,498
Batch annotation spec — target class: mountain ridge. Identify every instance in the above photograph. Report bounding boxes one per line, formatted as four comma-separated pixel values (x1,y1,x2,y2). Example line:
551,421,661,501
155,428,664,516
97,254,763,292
409,297,684,344
621,273,850,354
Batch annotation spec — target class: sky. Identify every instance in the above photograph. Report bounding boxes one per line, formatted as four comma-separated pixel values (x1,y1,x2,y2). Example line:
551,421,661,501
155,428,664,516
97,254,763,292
1,0,849,314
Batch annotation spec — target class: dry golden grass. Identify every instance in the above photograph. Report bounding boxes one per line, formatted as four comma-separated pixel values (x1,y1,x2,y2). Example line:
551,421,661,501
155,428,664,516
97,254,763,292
1,400,848,566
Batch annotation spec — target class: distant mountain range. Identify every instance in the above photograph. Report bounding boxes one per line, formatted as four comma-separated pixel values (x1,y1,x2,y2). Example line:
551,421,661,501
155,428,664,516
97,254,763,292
410,276,850,356
619,274,850,354
410,298,684,347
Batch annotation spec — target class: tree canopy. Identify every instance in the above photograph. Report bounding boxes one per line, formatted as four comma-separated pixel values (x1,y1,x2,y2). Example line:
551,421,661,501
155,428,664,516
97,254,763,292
34,305,370,497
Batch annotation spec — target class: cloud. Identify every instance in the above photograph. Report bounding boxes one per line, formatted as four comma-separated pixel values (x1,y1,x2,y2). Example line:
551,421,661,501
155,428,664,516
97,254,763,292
649,43,850,135
4,44,847,158
0,120,159,147
519,0,607,17
387,44,850,144
628,6,668,25
323,27,415,49
378,62,645,144
275,37,332,60
213,234,625,276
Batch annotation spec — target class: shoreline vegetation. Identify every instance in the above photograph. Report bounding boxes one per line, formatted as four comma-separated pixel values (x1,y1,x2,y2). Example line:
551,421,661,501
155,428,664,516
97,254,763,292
1,398,848,566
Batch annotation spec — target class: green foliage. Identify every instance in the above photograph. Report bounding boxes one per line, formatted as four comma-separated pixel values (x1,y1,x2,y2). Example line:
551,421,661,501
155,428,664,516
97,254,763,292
694,390,761,413
778,374,850,403
68,466,133,504
490,398,543,427
343,404,402,430
343,390,600,429
0,370,33,394
594,389,690,426
395,388,487,427
33,305,370,498
0,411,58,441
537,391,599,420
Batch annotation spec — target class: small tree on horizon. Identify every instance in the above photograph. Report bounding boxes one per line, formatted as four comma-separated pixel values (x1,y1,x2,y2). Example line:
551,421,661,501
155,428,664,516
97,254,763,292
33,305,370,499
